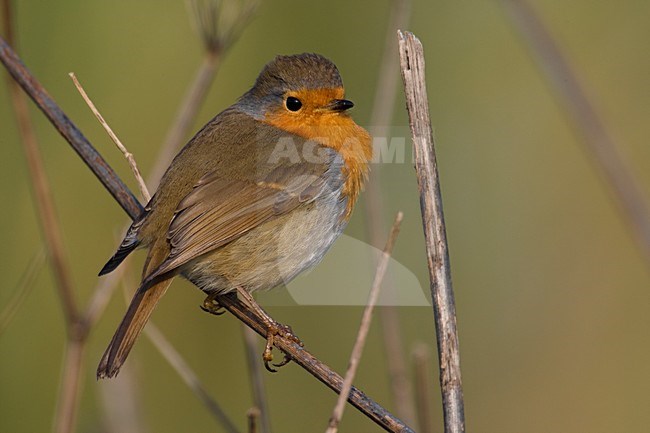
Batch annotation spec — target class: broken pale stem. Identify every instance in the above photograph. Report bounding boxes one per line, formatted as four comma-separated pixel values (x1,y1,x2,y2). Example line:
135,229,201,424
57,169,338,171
69,72,150,201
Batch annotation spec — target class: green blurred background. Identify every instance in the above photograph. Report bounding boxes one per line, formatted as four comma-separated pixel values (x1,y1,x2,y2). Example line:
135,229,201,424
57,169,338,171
2,1,650,432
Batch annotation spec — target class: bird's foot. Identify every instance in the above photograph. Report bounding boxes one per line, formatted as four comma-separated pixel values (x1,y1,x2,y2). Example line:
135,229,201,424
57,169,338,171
262,321,303,373
233,287,303,372
200,292,226,316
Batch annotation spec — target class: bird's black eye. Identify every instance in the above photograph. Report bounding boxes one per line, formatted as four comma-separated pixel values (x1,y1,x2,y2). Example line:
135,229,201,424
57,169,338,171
285,96,302,112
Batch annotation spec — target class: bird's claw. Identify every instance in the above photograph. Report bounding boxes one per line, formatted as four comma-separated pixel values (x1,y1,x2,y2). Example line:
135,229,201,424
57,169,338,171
262,322,303,373
201,294,226,315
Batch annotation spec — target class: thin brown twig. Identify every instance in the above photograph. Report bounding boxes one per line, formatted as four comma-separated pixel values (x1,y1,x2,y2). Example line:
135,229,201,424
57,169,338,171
0,33,415,433
0,248,46,335
54,340,86,433
365,0,411,250
2,4,86,433
144,323,241,433
326,212,404,433
187,0,258,54
412,344,435,433
69,72,150,202
2,11,79,329
97,364,147,433
149,0,258,188
363,0,415,425
500,0,650,265
149,51,222,188
242,325,272,433
247,407,261,433
82,263,128,327
398,30,465,433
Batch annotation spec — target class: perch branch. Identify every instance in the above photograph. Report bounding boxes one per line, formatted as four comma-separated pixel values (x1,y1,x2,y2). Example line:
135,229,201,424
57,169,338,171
398,30,465,433
216,293,413,432
0,34,414,433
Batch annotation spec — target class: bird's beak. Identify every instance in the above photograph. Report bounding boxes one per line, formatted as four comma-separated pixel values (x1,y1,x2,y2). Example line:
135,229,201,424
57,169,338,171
328,99,354,112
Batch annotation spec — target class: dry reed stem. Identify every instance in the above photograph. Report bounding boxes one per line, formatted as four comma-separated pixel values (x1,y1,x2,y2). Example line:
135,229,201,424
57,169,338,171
149,52,221,188
69,73,150,202
0,41,142,219
326,212,404,433
2,4,85,432
242,325,272,433
413,344,435,433
398,30,465,433
54,339,86,433
215,292,415,432
96,364,147,433
2,25,79,328
246,407,261,433
363,0,415,425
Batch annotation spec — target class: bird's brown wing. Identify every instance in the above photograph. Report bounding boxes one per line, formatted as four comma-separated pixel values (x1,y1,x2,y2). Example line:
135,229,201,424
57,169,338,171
142,167,332,284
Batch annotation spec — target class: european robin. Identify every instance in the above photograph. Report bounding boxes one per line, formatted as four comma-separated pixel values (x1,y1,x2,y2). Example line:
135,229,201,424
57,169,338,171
97,53,372,379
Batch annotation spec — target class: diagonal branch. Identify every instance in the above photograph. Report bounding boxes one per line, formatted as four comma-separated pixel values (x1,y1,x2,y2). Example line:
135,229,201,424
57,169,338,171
0,34,414,433
0,37,143,220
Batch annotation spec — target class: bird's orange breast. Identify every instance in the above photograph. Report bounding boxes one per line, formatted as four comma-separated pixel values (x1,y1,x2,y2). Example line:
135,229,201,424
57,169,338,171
263,88,372,219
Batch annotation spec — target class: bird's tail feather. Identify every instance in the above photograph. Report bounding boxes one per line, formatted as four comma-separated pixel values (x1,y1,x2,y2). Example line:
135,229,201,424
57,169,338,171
97,237,172,379
96,277,173,379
